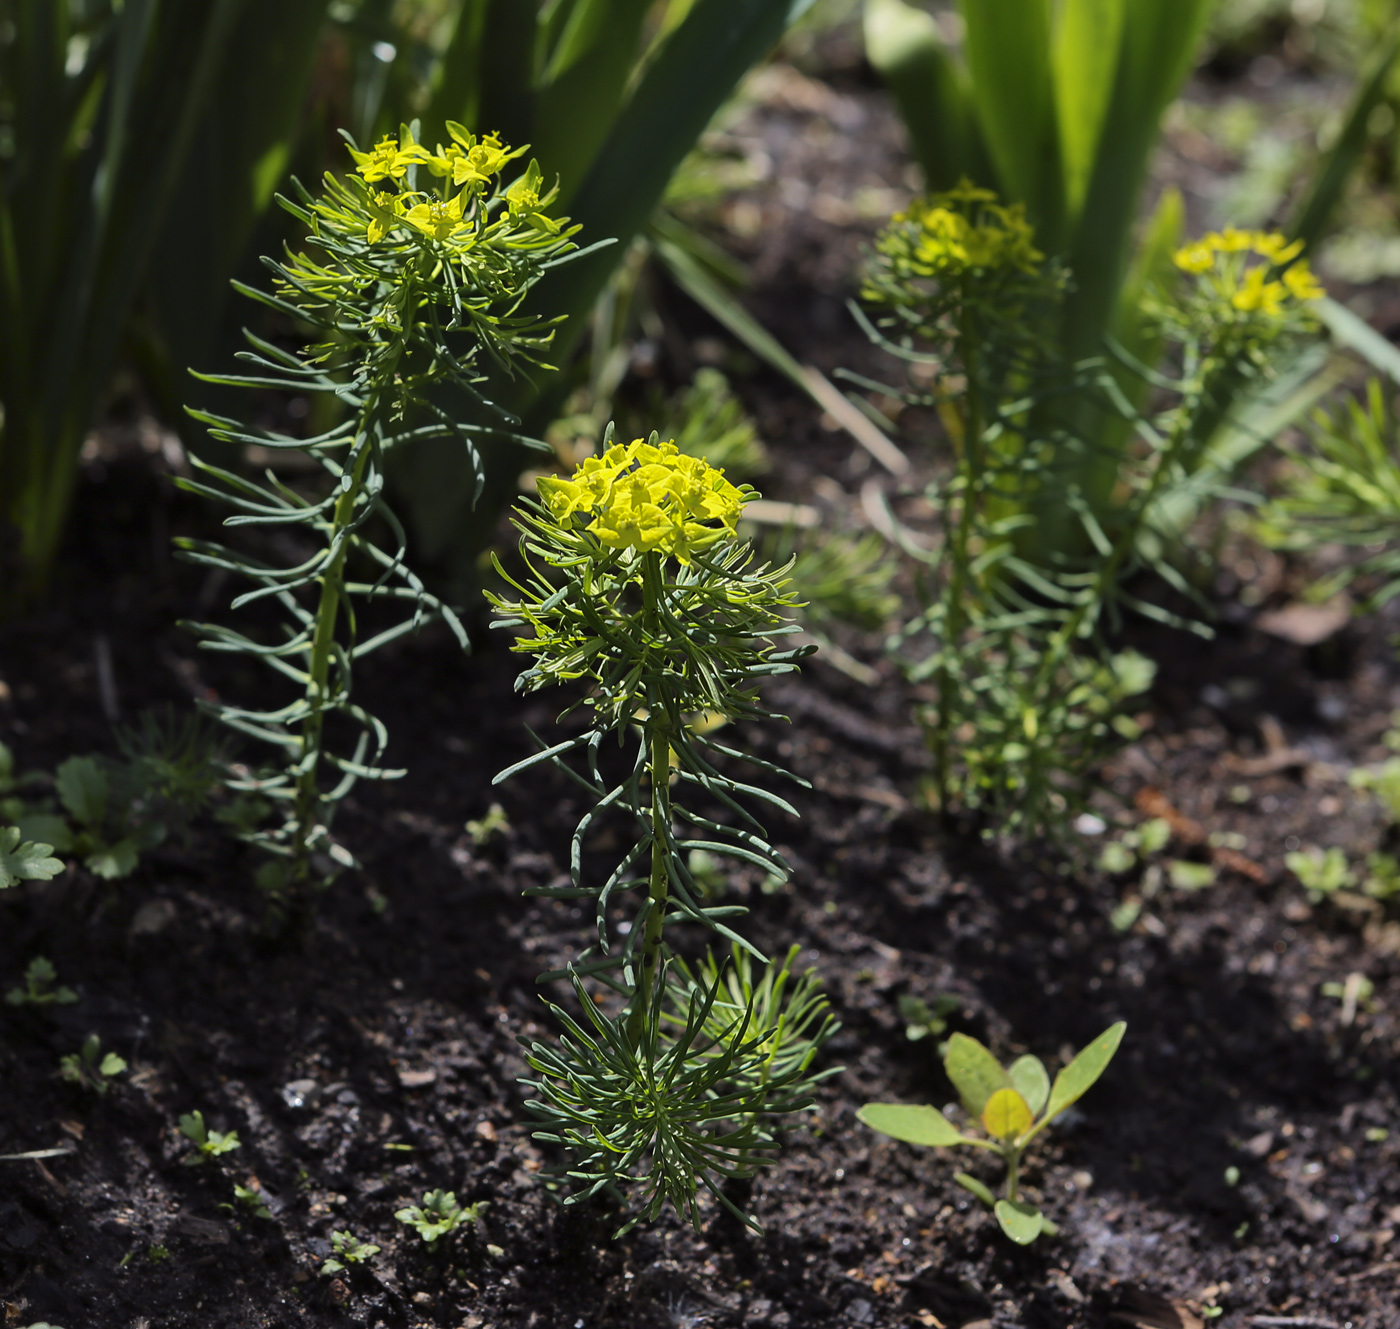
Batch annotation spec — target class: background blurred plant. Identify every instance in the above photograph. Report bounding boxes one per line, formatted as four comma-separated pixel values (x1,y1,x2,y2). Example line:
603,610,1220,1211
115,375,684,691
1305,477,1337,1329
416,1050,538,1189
860,0,1400,561
859,184,1327,840
490,429,837,1232
178,127,577,925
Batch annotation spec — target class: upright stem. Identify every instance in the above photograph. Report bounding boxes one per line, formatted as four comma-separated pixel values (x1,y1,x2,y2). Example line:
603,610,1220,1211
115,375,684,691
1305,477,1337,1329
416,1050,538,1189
289,429,376,887
933,294,983,822
626,555,673,1048
1005,1147,1020,1203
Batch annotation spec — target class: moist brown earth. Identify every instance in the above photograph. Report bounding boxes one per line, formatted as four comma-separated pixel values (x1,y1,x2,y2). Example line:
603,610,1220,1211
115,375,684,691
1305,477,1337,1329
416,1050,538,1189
2,44,1399,1329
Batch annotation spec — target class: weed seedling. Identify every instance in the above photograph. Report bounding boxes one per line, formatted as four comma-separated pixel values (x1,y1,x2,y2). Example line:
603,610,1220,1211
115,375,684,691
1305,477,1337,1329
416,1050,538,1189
465,803,510,846
0,826,63,888
6,957,77,1007
59,1035,127,1095
1286,846,1355,902
898,993,960,1044
178,1110,241,1164
321,1230,381,1274
860,1023,1125,1243
229,1182,272,1220
394,1190,485,1245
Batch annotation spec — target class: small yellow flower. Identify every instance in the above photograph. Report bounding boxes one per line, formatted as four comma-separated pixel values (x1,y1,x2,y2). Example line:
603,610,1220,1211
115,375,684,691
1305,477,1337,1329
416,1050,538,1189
1282,262,1325,301
537,438,746,564
348,132,428,183
366,190,399,244
1171,226,1324,317
425,128,514,187
892,182,1043,278
1172,242,1214,274
1231,266,1285,316
401,190,472,243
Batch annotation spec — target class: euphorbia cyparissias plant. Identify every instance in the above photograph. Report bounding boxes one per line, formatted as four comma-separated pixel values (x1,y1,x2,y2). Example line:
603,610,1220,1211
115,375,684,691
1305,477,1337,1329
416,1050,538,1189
859,1022,1125,1243
181,123,577,925
490,429,838,1234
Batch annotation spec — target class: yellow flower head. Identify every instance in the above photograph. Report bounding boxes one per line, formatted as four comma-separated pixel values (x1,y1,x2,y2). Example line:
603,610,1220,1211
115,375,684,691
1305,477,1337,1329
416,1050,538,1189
891,180,1044,278
348,132,429,183
536,437,747,564
400,190,471,243
1171,227,1323,331
425,127,517,187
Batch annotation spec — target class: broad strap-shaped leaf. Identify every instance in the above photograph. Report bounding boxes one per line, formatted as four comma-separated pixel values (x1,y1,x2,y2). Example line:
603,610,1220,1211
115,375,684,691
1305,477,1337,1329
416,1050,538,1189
994,1199,1046,1244
857,1102,967,1149
1051,0,1124,224
1007,1054,1050,1117
1042,1021,1126,1124
943,1032,1009,1115
981,1087,1033,1141
953,1171,997,1208
0,826,65,888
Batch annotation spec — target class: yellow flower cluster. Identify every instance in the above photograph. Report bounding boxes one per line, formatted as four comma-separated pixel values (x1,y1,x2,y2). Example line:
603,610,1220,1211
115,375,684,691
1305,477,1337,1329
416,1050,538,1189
894,180,1044,277
347,125,553,245
537,438,747,565
1172,227,1324,316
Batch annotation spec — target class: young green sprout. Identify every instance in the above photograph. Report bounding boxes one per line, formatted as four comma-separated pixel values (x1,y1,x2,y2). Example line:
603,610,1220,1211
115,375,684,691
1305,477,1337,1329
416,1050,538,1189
59,1035,127,1096
859,1022,1125,1244
394,1190,485,1244
178,1110,242,1164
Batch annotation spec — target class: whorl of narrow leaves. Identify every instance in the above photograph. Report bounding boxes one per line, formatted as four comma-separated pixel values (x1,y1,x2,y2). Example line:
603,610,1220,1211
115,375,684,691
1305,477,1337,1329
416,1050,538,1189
178,125,578,897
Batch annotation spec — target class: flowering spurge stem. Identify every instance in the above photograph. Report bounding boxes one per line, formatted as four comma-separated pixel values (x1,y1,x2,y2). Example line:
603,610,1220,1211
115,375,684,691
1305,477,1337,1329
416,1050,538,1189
179,122,578,926
490,428,839,1232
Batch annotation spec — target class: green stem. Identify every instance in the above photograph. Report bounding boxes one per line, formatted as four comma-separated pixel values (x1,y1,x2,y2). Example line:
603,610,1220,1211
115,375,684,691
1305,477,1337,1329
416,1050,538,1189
289,429,376,885
1005,1147,1020,1204
626,555,673,1048
934,294,983,822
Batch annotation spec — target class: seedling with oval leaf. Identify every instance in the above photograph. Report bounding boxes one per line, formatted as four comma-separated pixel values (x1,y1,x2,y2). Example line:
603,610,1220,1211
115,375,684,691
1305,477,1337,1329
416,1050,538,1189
858,1022,1125,1244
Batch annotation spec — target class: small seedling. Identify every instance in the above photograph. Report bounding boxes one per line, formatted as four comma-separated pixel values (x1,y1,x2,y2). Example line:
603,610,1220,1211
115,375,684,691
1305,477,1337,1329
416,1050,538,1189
898,993,960,1043
394,1190,486,1245
1286,846,1354,901
859,1022,1126,1244
465,803,510,846
178,1110,241,1164
230,1182,272,1220
147,1244,171,1264
6,956,77,1007
1363,851,1400,900
1167,859,1216,892
321,1230,380,1274
0,826,64,888
59,1035,127,1095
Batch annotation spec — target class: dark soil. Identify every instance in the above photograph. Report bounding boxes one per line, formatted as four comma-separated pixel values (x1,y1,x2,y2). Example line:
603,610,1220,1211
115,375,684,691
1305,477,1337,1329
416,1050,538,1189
4,44,1400,1329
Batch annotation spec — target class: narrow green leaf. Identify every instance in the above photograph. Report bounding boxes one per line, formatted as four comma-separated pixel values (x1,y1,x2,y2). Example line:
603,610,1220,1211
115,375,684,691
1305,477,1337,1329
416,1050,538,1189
1052,0,1125,222
1007,1054,1049,1116
857,1102,967,1149
1316,297,1400,385
1042,1021,1126,1124
943,1032,1009,1115
953,1170,997,1208
1289,16,1400,253
994,1199,1046,1244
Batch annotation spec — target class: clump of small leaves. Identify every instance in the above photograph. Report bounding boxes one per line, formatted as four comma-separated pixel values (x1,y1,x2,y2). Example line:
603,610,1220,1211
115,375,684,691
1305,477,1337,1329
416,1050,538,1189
178,122,578,924
6,956,77,1007
321,1230,381,1274
859,1023,1125,1244
490,427,838,1233
465,803,510,846
59,1035,127,1095
116,705,228,832
1286,846,1355,902
0,827,64,889
394,1190,485,1245
230,1182,272,1220
178,1110,242,1164
898,993,960,1044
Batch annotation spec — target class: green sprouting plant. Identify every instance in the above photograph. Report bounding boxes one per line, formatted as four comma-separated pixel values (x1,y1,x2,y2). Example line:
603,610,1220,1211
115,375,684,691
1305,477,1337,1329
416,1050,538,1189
178,1110,242,1164
1286,846,1356,902
897,993,960,1044
116,706,229,830
859,186,1325,841
0,827,64,890
1362,852,1400,901
26,756,163,881
59,1035,127,1096
321,1230,381,1275
229,1182,272,1221
6,957,77,1008
394,1190,485,1245
178,125,577,917
666,368,770,481
465,803,510,847
489,429,838,1233
859,1023,1125,1244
